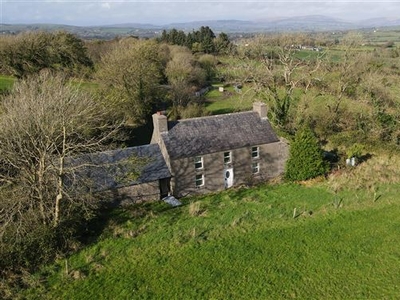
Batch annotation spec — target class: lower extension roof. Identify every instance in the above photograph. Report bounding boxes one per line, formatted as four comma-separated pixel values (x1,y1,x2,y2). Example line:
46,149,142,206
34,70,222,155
65,144,170,192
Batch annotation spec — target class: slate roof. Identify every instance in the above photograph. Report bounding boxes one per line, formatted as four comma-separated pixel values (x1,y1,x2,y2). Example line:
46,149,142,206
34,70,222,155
66,144,170,192
161,111,279,159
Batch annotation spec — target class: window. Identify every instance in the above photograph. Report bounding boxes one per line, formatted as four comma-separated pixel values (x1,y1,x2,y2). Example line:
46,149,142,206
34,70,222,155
252,162,260,174
195,174,204,187
251,146,259,158
224,151,231,164
194,156,203,169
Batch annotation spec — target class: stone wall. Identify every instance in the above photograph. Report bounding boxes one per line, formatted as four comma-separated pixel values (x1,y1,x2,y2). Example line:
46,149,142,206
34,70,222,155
98,181,161,206
170,141,288,197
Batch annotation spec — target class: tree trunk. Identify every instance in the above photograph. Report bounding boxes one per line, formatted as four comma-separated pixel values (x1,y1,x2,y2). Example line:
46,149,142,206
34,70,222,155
38,154,47,225
54,126,66,227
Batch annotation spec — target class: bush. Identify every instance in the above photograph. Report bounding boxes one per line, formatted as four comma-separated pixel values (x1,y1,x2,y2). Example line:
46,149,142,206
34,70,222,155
285,125,329,181
346,143,364,159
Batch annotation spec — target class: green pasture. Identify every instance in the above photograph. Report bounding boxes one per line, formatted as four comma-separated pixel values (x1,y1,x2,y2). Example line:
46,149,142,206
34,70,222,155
364,29,400,46
205,84,255,114
0,75,98,93
24,175,400,299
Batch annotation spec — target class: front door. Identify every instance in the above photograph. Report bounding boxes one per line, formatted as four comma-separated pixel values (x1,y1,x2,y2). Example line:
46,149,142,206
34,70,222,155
159,178,171,199
224,168,234,188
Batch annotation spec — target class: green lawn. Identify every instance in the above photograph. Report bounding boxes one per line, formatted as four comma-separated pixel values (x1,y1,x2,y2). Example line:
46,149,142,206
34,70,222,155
24,179,400,299
205,85,255,114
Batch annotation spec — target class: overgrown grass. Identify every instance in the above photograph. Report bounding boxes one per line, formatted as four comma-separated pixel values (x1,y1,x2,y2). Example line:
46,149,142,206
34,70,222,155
70,80,99,92
22,154,400,299
0,75,15,91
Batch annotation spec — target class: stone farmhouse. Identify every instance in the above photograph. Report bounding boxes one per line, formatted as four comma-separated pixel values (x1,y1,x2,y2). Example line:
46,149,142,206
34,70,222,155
79,102,288,203
151,102,288,198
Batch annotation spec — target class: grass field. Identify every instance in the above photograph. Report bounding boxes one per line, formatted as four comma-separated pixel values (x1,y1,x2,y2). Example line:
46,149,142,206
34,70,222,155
0,75,100,94
363,28,400,47
22,153,400,299
205,84,255,114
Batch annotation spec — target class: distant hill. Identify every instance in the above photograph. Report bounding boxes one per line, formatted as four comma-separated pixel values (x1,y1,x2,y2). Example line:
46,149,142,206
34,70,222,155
100,23,162,29
259,15,356,31
159,15,400,32
356,17,400,28
2,15,400,39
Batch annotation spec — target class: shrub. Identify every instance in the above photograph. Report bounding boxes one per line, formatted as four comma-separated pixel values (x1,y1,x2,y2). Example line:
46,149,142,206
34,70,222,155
173,103,211,120
346,143,364,159
285,125,329,181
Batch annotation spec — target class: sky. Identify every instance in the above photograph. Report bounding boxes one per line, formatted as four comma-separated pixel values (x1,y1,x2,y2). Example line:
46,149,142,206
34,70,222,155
1,0,400,26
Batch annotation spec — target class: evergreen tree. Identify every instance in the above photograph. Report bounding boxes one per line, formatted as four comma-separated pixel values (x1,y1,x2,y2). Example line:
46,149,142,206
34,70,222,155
284,125,329,181
185,32,194,49
214,32,232,54
168,28,178,44
160,30,168,43
198,26,216,53
176,30,187,46
157,27,231,54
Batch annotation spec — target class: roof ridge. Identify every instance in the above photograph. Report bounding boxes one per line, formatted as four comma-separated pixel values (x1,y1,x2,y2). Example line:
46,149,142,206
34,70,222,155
162,111,279,159
84,143,158,157
172,110,255,123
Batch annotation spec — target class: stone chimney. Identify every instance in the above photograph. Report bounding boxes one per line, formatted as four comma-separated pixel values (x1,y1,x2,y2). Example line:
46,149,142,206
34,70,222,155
253,102,267,119
150,111,168,144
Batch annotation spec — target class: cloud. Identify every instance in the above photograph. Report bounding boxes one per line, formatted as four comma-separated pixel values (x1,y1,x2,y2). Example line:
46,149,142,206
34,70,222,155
101,3,111,10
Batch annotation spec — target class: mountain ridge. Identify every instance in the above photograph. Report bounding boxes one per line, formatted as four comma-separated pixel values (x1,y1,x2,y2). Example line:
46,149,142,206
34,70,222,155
2,15,400,38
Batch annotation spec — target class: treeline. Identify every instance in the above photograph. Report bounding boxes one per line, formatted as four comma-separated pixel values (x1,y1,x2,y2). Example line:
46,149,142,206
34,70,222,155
0,31,93,79
158,26,233,54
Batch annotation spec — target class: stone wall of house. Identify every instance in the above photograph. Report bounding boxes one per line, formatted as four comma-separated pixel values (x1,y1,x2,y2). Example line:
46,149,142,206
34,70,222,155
170,141,288,197
101,181,161,206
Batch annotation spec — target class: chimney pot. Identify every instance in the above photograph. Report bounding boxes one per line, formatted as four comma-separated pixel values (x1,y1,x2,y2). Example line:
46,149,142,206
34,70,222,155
253,102,267,118
150,112,168,143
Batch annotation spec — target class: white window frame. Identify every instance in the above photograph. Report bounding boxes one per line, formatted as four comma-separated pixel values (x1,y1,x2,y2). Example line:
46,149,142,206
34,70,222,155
252,162,260,174
195,174,204,187
194,156,203,169
224,151,231,164
251,146,259,159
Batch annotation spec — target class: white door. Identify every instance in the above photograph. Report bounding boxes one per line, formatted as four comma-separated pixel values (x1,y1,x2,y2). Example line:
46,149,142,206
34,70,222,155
224,168,234,188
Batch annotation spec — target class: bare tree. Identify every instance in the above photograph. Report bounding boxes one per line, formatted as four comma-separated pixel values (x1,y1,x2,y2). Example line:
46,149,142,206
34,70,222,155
165,46,206,113
0,71,120,242
234,34,311,127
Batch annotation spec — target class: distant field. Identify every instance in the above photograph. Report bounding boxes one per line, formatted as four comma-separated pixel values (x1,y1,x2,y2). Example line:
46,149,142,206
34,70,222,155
23,153,400,299
363,29,400,46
